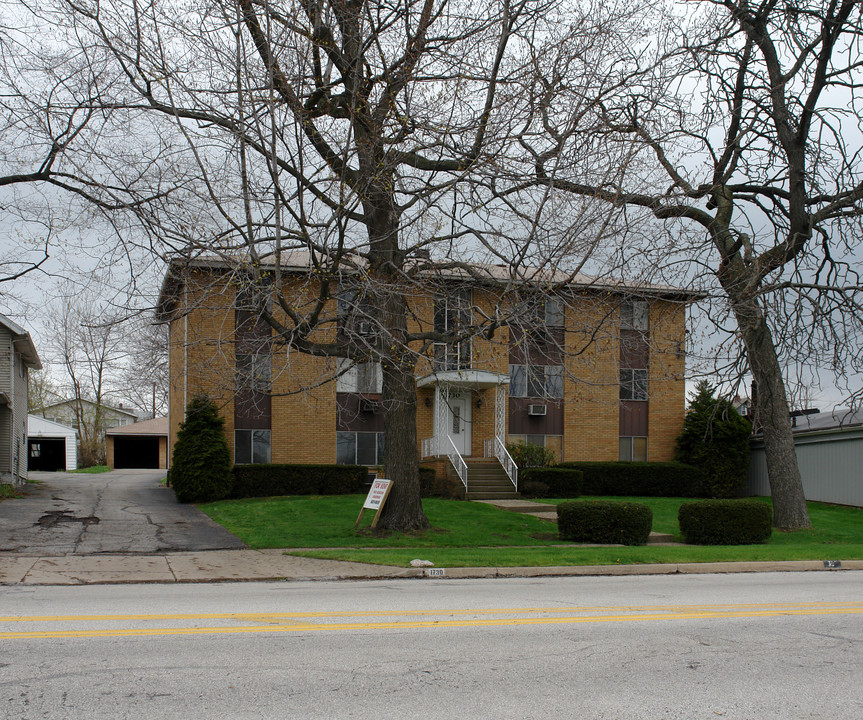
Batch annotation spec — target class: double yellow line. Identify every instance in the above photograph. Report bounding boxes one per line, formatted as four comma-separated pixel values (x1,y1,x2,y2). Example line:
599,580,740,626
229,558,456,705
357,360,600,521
2,602,861,640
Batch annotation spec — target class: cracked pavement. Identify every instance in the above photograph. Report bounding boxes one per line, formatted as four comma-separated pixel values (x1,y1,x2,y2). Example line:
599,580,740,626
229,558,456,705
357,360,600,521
0,470,246,556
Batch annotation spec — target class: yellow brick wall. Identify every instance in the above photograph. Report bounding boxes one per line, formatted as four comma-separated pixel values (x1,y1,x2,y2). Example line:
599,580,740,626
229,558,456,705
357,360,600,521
647,300,687,461
165,269,689,467
561,293,621,461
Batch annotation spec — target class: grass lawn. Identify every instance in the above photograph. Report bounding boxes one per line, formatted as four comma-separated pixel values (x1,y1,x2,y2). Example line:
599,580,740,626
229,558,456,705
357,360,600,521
198,494,863,568
70,465,112,474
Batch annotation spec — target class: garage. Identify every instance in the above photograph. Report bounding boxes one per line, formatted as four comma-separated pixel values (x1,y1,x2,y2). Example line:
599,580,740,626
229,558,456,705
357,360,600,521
27,415,78,471
107,417,168,470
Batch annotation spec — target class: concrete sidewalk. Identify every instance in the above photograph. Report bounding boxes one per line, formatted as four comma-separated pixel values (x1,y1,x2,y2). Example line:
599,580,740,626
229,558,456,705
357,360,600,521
2,549,862,585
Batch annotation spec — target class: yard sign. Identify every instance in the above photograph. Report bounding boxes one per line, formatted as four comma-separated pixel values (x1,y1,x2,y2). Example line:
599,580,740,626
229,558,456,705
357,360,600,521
355,478,393,529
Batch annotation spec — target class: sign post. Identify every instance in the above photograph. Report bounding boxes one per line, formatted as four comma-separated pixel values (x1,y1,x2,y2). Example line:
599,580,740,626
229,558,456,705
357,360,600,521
355,478,393,529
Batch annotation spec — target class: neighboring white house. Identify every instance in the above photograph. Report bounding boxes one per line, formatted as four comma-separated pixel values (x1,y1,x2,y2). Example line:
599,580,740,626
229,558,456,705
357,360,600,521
27,415,78,472
0,314,41,486
38,398,139,432
748,408,863,507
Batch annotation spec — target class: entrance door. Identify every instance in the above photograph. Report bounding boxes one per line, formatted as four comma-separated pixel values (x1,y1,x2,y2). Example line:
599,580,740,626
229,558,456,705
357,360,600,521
446,391,472,456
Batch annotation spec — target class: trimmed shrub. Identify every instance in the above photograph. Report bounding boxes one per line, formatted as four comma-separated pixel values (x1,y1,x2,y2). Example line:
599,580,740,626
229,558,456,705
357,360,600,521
507,441,557,469
675,381,752,498
520,480,550,499
171,394,233,503
521,467,583,498
556,461,706,497
418,465,446,497
557,500,653,545
230,464,367,499
678,499,772,545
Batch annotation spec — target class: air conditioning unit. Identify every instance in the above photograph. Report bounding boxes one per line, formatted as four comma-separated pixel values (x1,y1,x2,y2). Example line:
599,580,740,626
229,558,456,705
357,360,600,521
357,321,374,335
527,403,547,416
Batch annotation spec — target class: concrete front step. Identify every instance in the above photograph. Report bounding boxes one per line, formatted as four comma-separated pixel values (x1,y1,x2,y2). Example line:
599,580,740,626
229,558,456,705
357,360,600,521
466,491,522,500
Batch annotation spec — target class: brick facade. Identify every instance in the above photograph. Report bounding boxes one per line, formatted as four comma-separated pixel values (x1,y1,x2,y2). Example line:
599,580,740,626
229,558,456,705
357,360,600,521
161,265,691,468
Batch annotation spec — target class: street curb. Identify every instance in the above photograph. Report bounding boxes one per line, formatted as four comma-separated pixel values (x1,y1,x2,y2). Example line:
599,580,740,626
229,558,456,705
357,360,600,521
2,553,861,586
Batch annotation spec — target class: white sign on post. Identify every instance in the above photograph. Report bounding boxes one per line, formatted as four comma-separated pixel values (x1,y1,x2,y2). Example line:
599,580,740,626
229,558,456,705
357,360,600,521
363,479,392,510
356,479,393,528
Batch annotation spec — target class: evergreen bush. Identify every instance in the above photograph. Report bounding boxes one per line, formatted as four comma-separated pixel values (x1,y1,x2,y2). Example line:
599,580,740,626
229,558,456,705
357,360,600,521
506,441,557,468
556,461,706,497
230,464,367,498
521,467,583,498
678,499,772,544
557,500,653,545
171,394,233,503
675,381,752,498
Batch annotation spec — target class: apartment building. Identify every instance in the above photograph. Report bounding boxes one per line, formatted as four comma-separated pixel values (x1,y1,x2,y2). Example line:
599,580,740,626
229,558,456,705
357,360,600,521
157,255,693,482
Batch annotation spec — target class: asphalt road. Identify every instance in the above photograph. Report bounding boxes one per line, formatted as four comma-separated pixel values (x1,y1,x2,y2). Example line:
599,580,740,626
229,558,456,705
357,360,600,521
0,469,245,555
2,572,861,719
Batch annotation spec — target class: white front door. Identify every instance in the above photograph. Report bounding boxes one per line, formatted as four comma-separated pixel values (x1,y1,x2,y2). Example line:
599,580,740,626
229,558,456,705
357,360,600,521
446,391,472,456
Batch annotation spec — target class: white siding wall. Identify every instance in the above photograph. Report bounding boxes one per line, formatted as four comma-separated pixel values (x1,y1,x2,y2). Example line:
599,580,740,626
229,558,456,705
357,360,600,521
13,354,28,482
0,331,12,475
748,429,863,507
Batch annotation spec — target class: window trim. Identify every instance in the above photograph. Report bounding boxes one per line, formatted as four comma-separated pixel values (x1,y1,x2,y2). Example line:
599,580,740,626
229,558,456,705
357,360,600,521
619,436,648,462
336,430,385,466
510,364,564,399
234,429,272,465
336,359,382,394
620,368,648,401
621,300,649,332
433,288,472,370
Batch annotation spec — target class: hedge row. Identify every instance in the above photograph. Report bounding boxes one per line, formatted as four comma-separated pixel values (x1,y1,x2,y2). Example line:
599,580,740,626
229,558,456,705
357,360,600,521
557,500,653,546
520,467,584,498
229,464,369,499
556,461,707,498
678,499,772,545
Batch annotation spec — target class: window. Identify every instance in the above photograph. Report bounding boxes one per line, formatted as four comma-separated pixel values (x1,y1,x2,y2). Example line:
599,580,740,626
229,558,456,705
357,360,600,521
236,353,272,392
621,300,649,331
510,364,564,398
235,429,271,464
620,368,648,401
338,285,375,336
544,297,564,327
337,431,385,465
236,273,274,311
433,288,472,370
336,359,382,394
619,436,648,462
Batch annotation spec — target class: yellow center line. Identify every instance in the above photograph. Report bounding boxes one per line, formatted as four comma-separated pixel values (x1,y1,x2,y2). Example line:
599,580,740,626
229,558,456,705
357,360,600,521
2,601,861,624
1,606,861,640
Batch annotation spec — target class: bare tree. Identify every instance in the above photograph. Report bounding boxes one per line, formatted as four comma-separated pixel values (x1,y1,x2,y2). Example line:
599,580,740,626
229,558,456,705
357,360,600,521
117,315,169,419
45,288,128,466
519,0,863,529
19,0,636,531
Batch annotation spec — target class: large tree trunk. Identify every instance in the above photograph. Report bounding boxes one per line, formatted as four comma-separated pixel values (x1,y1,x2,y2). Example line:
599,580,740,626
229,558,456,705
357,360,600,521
364,182,430,532
724,285,811,529
378,345,429,532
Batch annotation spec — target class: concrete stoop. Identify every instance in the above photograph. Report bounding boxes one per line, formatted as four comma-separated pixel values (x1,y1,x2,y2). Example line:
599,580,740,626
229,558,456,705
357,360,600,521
464,460,519,501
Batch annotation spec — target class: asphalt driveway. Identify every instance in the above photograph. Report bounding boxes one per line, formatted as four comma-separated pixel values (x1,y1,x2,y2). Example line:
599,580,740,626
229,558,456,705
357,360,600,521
0,470,246,556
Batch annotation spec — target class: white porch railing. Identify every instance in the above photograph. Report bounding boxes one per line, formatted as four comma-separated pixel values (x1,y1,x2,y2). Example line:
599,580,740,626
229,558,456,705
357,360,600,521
485,436,518,491
422,435,468,489
445,435,468,489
